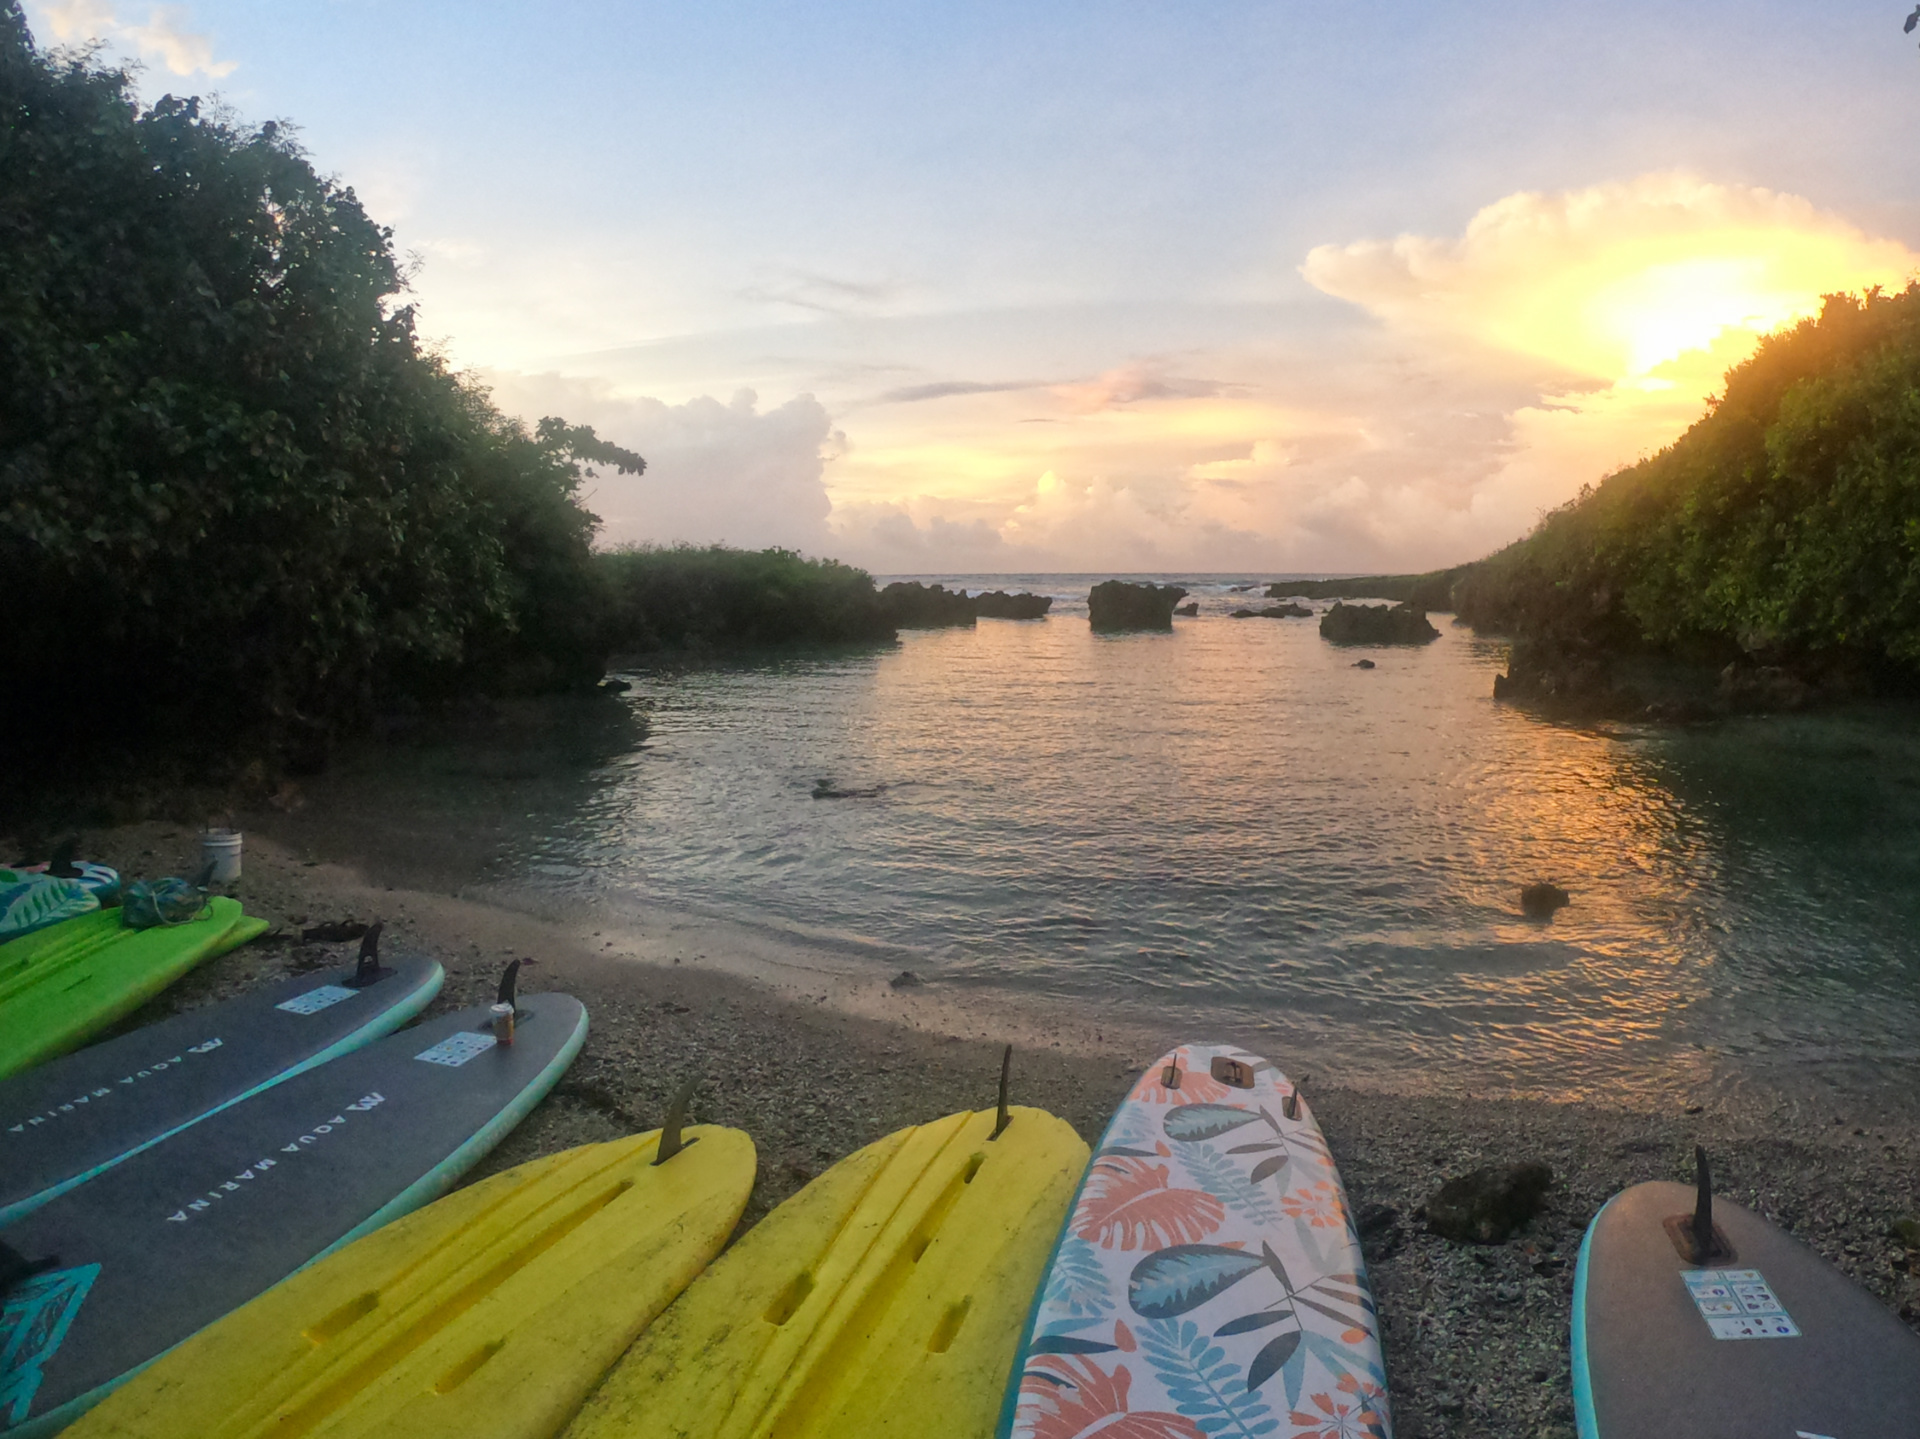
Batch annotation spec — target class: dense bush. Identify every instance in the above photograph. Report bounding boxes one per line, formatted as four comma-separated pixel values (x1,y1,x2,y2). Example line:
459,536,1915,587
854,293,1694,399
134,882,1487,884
598,546,895,651
0,8,639,751
1455,285,1920,670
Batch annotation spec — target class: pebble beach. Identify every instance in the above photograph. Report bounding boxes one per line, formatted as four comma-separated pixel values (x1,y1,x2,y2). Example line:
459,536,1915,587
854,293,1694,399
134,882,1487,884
21,821,1920,1439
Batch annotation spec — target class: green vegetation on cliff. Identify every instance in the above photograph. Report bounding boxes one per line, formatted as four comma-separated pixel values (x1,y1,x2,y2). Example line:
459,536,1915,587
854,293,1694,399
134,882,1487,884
600,546,894,651
1455,285,1920,688
0,8,638,751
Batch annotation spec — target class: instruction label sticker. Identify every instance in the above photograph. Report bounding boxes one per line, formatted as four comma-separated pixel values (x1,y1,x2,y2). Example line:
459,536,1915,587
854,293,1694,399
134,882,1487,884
1682,1269,1800,1339
414,1032,497,1067
276,985,356,1016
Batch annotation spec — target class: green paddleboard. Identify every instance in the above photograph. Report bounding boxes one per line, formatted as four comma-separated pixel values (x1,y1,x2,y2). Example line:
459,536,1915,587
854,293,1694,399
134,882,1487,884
0,898,266,1080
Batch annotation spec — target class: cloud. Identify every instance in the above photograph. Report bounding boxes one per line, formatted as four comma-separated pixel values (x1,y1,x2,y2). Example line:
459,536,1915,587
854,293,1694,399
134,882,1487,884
38,0,237,76
876,379,1042,405
1302,172,1917,381
737,269,904,316
477,372,841,553
1051,364,1239,413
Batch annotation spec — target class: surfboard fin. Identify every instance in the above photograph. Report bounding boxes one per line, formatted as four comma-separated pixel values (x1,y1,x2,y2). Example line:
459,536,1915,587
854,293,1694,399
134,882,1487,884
0,1241,57,1297
654,1079,699,1164
1693,1145,1714,1259
992,1045,1012,1139
345,921,388,988
1664,1145,1735,1264
496,960,521,1013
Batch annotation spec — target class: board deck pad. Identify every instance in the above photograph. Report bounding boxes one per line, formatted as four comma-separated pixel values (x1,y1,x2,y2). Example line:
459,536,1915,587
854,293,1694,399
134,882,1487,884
0,992,586,1439
567,1105,1090,1439
0,954,445,1224
1574,1180,1920,1437
65,1127,756,1439
999,1043,1392,1439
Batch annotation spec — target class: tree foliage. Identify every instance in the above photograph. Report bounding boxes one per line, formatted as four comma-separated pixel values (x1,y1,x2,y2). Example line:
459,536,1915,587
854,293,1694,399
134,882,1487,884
1454,284,1920,670
598,545,894,652
0,5,640,748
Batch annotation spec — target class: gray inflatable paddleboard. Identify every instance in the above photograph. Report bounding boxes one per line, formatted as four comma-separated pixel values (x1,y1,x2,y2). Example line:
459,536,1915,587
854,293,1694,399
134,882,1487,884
1574,1163,1920,1437
0,981,585,1439
0,929,442,1224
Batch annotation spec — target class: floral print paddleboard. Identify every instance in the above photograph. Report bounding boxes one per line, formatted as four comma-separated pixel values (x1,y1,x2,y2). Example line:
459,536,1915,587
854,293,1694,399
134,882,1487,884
998,1043,1391,1439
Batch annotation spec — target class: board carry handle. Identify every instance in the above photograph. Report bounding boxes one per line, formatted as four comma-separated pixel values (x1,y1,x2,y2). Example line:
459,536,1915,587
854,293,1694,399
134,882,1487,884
654,1079,699,1164
345,921,387,989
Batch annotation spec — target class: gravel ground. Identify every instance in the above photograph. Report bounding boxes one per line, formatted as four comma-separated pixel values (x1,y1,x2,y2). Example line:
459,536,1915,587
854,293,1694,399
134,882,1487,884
16,822,1920,1439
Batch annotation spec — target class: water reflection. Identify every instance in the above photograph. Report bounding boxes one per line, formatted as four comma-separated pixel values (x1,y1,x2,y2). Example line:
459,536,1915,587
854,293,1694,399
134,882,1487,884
265,584,1920,1110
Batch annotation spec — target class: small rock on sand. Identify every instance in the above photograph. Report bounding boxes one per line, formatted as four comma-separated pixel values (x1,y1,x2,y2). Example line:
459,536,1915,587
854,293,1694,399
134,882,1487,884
1426,1162,1554,1244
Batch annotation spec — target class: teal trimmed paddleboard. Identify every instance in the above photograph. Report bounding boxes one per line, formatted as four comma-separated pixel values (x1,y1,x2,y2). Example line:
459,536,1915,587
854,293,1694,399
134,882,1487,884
0,986,586,1438
0,931,444,1224
1574,1159,1920,1437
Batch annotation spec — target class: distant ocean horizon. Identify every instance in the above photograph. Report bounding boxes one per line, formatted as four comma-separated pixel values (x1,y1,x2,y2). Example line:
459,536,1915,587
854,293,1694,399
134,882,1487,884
281,574,1920,1122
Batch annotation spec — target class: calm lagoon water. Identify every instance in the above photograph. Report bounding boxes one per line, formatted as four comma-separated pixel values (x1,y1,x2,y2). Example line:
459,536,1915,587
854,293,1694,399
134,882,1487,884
284,576,1920,1112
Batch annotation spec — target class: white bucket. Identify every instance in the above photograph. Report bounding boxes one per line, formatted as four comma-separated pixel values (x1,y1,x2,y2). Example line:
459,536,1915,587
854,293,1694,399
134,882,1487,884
201,829,243,885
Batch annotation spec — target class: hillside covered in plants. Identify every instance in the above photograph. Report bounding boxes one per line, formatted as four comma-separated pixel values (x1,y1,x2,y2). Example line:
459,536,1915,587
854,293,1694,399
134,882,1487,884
1453,284,1920,712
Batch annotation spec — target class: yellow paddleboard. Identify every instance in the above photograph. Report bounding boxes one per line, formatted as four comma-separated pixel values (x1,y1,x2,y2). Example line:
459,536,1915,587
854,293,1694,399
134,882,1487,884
566,1105,1090,1439
68,1125,757,1439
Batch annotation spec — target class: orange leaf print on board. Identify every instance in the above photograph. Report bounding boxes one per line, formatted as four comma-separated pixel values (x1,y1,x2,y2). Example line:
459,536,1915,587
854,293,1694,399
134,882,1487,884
1281,1178,1346,1229
1018,1354,1206,1439
1074,1156,1226,1250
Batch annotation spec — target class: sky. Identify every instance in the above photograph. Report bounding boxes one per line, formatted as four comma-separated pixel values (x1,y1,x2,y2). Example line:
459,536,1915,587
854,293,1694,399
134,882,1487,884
25,1,1920,573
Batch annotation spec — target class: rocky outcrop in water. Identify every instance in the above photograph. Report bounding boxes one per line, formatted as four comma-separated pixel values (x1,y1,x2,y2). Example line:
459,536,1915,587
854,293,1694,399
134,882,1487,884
1520,881,1570,918
1175,602,1199,616
972,590,1052,619
1319,601,1439,645
1232,603,1311,619
1426,1163,1554,1244
1088,580,1189,631
879,582,976,628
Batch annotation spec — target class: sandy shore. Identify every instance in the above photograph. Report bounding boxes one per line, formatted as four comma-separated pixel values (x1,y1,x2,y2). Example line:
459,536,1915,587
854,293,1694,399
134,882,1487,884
20,821,1920,1439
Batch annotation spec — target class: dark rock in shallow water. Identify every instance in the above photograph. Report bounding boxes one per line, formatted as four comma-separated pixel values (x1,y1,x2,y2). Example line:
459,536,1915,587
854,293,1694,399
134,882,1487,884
880,581,977,628
1232,604,1312,619
1520,881,1570,918
1426,1163,1553,1243
1175,602,1199,616
972,590,1052,620
1352,658,1376,669
812,779,886,799
889,969,923,988
1088,580,1188,631
1318,601,1439,645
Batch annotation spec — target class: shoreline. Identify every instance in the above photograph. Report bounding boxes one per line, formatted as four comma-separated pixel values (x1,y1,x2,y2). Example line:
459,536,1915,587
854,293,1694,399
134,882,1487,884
18,821,1920,1439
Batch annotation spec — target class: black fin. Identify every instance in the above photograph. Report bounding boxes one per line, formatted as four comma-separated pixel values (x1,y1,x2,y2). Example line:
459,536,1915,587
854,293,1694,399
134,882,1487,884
190,858,217,889
992,1044,1012,1139
496,959,521,1013
654,1079,699,1164
48,836,80,878
0,1241,57,1296
346,921,386,988
1693,1145,1713,1263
